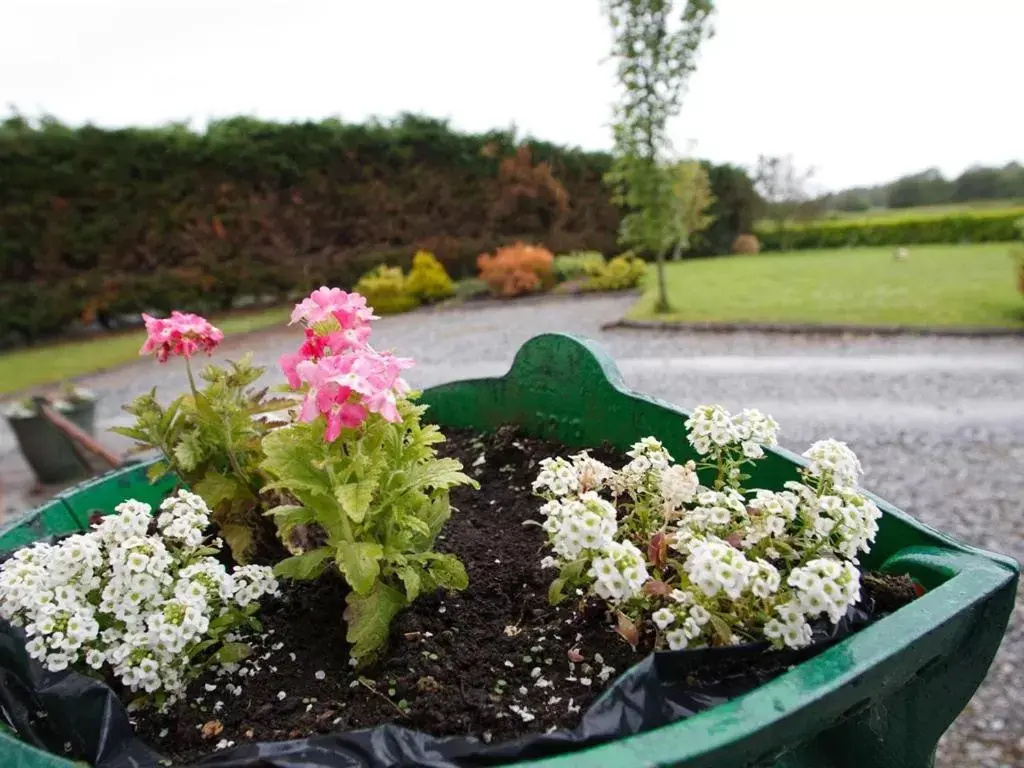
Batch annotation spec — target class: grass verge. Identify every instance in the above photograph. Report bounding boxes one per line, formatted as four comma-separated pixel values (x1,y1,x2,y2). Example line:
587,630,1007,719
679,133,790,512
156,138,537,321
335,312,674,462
628,243,1024,328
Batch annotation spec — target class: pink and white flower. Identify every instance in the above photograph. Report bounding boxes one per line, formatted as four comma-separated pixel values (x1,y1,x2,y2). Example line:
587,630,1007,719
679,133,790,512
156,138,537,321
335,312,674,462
140,311,223,363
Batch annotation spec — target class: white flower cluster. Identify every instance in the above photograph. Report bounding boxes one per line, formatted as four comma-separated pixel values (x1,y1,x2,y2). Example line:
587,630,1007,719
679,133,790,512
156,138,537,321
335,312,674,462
539,492,618,563
684,405,779,459
802,439,863,489
764,559,860,647
0,490,278,701
588,541,648,602
533,405,883,655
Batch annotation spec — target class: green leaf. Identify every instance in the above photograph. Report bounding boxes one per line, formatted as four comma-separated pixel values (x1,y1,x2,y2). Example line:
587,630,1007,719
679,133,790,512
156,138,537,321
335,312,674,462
426,554,468,591
417,494,451,542
709,614,732,645
398,565,421,602
186,639,218,659
274,547,333,580
173,432,205,472
336,542,384,594
221,522,255,564
335,481,375,523
261,425,332,497
159,396,183,433
109,425,153,443
195,471,244,509
344,582,406,663
146,461,170,483
548,576,569,605
216,643,251,664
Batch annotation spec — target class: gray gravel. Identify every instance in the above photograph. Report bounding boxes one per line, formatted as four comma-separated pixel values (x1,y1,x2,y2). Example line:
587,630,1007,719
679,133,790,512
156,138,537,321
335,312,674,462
1,293,1022,766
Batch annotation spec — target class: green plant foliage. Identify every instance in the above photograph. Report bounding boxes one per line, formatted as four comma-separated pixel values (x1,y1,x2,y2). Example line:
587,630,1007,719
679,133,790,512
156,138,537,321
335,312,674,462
353,265,421,315
405,251,455,302
453,277,491,300
111,354,293,564
582,254,647,292
755,209,1023,251
554,251,606,282
260,397,477,662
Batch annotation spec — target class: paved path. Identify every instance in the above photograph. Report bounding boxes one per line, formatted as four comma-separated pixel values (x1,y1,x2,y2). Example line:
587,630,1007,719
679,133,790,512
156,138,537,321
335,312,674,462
1,294,1022,766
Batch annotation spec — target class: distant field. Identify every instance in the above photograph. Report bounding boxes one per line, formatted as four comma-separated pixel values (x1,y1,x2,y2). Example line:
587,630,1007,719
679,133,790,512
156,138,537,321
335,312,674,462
629,243,1024,328
0,305,290,396
823,199,1024,221
757,200,1024,229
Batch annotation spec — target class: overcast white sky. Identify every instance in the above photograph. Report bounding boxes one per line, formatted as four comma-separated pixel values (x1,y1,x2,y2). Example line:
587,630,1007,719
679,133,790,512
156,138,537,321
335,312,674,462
3,0,1020,191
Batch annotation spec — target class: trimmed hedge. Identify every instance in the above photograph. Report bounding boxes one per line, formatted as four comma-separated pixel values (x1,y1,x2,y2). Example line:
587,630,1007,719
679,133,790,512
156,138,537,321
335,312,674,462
0,114,761,347
756,209,1024,251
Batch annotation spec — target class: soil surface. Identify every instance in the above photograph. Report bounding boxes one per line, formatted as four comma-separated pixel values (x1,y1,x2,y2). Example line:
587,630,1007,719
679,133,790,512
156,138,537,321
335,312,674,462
132,426,917,764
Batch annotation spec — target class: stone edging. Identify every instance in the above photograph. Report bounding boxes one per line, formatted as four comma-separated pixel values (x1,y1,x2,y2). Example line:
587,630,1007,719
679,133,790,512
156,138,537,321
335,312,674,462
602,319,1024,338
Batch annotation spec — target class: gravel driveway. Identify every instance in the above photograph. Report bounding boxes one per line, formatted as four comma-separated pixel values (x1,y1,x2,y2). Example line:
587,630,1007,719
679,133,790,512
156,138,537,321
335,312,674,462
1,293,1021,766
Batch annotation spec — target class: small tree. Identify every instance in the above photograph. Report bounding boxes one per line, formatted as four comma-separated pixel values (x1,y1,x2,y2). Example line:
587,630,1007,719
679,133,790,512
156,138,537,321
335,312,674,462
603,0,716,313
667,159,716,259
754,154,818,237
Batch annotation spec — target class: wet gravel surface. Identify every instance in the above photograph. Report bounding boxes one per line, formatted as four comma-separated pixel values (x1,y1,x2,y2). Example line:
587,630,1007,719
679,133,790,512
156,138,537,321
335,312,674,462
1,293,1022,766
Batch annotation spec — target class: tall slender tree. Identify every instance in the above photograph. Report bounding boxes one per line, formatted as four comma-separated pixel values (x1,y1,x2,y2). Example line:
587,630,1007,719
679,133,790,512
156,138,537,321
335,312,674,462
603,0,715,312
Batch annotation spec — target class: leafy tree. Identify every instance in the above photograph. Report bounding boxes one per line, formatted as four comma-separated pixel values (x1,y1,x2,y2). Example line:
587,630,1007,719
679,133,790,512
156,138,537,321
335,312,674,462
754,154,819,234
667,159,716,259
602,0,716,312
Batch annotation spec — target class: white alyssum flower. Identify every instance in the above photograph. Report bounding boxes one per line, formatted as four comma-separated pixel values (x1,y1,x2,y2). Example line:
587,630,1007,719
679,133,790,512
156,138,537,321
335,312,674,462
588,541,649,603
802,439,863,489
0,490,278,702
658,462,699,513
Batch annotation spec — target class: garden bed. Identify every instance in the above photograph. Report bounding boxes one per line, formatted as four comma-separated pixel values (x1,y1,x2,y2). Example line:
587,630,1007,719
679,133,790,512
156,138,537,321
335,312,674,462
131,426,916,764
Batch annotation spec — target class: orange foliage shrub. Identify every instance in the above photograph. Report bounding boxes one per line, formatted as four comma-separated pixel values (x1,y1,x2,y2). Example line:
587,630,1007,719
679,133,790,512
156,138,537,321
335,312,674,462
731,234,761,255
476,242,555,297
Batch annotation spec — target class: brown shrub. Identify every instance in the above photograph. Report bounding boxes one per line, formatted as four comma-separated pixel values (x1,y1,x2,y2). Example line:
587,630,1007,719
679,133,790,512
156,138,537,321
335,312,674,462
731,234,761,255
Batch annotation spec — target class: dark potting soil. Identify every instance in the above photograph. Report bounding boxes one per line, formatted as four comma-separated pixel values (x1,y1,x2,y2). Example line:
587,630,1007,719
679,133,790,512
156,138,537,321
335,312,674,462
131,426,918,764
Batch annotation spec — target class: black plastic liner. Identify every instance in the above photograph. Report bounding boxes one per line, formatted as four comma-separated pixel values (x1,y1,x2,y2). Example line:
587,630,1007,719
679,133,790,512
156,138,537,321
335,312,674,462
0,598,877,768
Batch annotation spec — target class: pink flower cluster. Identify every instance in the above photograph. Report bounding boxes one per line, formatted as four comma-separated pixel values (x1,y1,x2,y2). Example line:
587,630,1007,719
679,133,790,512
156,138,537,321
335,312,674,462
280,287,413,441
140,311,224,363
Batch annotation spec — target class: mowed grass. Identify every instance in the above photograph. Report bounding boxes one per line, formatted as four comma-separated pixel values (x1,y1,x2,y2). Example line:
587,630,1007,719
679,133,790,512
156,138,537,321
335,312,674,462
0,305,290,396
629,243,1024,328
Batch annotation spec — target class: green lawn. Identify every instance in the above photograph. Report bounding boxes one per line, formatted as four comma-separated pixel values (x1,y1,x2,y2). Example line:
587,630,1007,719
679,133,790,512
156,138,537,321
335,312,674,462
629,243,1024,328
0,306,291,396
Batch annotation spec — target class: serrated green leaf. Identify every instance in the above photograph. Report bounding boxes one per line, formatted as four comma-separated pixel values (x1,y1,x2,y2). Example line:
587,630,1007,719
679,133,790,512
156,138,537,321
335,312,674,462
261,425,333,497
418,494,451,542
274,547,333,580
221,522,256,565
344,582,406,663
159,396,183,432
195,471,243,509
109,425,153,443
335,482,375,523
173,432,205,472
216,642,251,664
336,542,384,594
398,565,421,602
427,553,468,591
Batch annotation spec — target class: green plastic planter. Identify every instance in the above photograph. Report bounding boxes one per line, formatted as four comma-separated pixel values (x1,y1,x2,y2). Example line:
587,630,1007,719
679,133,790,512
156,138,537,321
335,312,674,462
0,334,1018,768
6,399,97,484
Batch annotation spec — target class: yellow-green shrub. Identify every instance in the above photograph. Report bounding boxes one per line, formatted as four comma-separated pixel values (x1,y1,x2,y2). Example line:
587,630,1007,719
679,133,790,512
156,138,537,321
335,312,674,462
554,251,606,282
582,254,646,292
406,250,455,302
353,265,420,315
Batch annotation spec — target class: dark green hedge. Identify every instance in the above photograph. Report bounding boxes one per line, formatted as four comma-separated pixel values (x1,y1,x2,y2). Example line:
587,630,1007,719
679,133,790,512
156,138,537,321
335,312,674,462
0,114,757,346
755,209,1024,251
